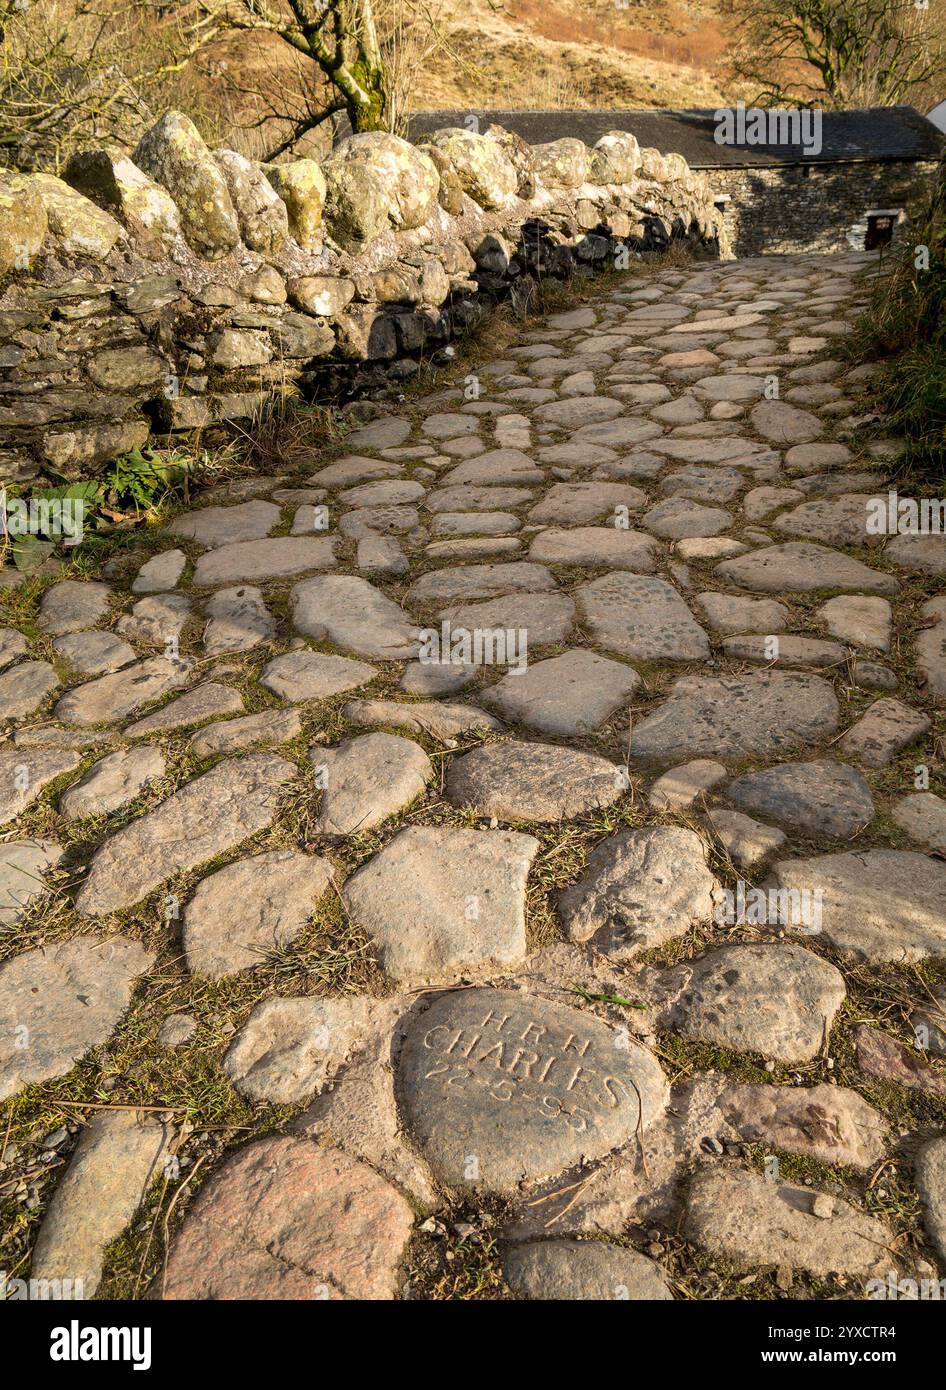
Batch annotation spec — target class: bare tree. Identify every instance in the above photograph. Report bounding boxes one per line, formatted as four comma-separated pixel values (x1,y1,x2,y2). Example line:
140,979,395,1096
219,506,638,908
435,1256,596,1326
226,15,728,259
0,0,211,171
188,0,390,147
722,0,946,109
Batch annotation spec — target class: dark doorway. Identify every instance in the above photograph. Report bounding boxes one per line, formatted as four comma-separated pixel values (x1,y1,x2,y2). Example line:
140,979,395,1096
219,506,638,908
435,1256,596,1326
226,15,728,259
865,214,895,250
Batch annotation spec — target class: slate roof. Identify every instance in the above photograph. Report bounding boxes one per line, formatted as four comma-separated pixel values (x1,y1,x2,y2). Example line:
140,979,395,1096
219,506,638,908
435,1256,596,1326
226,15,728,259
405,107,945,168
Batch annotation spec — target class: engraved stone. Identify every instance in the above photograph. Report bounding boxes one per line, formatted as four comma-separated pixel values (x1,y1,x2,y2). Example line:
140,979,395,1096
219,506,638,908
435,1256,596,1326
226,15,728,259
397,988,667,1193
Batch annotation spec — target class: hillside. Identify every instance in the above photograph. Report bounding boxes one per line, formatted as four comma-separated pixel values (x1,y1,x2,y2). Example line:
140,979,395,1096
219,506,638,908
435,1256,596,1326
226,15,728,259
414,0,738,110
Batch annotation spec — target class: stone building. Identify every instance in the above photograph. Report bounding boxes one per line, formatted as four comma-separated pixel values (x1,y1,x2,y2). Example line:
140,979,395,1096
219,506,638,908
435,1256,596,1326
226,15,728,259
410,107,945,256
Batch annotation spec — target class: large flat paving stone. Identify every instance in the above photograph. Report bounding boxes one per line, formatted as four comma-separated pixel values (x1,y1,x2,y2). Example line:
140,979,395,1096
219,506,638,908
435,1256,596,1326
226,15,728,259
0,838,63,924
54,656,192,726
38,581,110,636
183,848,334,978
410,562,555,606
189,708,302,758
482,649,639,736
559,826,720,956
502,1239,671,1300
75,753,297,917
53,630,136,676
193,536,336,586
445,741,626,823
0,747,82,826
527,482,646,526
915,1137,946,1266
725,760,874,838
646,943,846,1063
60,746,166,819
685,1167,892,1278
162,1136,414,1300
223,994,378,1103
342,697,500,740
397,988,667,1193
528,526,659,571
31,1110,171,1296
838,696,930,767
0,936,154,1099
0,660,58,720
125,682,243,737
313,732,432,837
291,575,418,658
261,649,377,700
773,849,946,962
203,585,274,654
716,542,898,595
576,574,709,662
166,499,280,547
629,672,839,765
438,592,575,649
342,826,538,986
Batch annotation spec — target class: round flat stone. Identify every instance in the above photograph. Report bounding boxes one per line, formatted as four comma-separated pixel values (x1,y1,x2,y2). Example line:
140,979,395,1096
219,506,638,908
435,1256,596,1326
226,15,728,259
125,682,243,737
397,988,667,1193
446,741,626,823
346,416,411,450
162,1136,414,1299
725,760,874,838
706,808,786,869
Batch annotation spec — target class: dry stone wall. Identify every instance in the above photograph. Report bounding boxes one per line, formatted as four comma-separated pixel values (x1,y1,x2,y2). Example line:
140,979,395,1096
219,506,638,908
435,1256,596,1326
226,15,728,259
0,112,728,485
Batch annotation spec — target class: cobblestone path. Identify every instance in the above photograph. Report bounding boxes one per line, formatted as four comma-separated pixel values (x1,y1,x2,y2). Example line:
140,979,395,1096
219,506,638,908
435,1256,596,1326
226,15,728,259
2,251,945,1301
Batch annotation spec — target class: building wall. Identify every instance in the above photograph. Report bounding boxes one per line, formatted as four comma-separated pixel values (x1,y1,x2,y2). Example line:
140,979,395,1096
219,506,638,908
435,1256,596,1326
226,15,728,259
707,159,939,256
